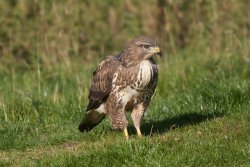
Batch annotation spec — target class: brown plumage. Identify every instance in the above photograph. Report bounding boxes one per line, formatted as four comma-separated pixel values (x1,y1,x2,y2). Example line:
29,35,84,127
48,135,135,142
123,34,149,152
78,36,161,139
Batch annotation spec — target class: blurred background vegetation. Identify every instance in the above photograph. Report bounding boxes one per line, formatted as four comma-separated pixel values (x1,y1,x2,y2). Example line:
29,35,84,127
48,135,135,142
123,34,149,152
0,0,249,68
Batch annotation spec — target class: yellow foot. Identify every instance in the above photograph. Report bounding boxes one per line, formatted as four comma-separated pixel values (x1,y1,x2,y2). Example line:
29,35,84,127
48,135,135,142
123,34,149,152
136,128,142,138
124,128,129,140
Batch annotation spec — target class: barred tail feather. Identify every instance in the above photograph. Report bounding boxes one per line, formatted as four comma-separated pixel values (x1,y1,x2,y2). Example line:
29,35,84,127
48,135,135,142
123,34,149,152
78,110,105,132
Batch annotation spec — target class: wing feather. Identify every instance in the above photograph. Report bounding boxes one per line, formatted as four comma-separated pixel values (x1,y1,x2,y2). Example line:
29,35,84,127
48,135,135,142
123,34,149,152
86,56,121,111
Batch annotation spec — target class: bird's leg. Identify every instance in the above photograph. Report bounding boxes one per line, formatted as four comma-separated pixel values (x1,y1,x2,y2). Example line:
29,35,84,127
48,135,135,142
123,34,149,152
106,93,129,140
131,103,145,137
124,127,129,140
136,127,142,137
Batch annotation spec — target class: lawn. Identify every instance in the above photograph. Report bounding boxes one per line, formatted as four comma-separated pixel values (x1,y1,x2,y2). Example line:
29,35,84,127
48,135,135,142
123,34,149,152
1,51,250,166
0,1,250,167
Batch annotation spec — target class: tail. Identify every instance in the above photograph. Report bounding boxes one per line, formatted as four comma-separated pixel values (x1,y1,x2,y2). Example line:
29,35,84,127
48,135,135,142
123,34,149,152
78,110,105,132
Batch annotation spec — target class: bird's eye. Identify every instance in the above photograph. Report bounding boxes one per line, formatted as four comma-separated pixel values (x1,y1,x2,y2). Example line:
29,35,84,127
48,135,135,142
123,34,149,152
142,44,150,49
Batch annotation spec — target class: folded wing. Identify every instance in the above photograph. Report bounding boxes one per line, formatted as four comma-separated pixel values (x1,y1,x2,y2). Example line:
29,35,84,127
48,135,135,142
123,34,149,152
86,56,121,111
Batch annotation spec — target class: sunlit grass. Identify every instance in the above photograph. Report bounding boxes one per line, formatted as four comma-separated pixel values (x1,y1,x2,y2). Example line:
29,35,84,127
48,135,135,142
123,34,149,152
0,1,250,166
1,51,250,166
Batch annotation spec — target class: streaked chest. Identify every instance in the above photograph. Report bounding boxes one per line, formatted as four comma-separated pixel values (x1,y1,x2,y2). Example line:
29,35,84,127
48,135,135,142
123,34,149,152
134,60,154,89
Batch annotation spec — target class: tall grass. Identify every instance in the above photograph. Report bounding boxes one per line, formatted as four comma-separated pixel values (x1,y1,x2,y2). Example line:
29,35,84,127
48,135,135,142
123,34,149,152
0,0,249,65
0,1,250,166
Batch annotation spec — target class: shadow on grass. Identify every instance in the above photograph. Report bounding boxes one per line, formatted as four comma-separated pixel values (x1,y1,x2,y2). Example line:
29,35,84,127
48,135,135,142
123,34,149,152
129,112,224,136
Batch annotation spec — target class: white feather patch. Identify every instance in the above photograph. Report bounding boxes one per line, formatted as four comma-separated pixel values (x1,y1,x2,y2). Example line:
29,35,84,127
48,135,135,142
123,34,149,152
96,103,106,113
138,60,153,86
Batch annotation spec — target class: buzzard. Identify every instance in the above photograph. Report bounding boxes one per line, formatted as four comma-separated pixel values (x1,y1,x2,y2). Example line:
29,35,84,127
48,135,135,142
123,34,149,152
78,36,161,139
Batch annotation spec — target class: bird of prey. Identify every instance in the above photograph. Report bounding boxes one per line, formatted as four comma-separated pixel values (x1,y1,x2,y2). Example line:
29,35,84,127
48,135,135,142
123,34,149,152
78,36,161,139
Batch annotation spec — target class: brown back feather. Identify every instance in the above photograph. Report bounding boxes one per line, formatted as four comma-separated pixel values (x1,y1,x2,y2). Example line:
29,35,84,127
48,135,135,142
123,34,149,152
86,55,121,111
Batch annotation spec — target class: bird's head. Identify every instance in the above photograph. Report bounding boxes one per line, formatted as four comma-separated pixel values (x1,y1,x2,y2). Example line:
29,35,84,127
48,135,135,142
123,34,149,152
123,36,162,62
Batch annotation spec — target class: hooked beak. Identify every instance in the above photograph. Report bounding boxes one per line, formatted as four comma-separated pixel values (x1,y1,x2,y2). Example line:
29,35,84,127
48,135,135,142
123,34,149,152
145,46,163,59
153,46,162,57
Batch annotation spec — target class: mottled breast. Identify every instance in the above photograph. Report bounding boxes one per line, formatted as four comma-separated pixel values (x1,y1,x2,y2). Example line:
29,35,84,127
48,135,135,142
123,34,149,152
133,60,154,90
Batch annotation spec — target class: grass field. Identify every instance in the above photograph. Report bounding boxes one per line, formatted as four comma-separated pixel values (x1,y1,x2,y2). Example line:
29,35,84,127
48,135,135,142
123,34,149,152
1,52,250,166
1,1,250,167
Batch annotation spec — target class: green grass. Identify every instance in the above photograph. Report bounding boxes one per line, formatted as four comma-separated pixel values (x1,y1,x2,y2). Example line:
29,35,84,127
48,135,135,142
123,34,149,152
0,1,250,166
1,52,250,166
